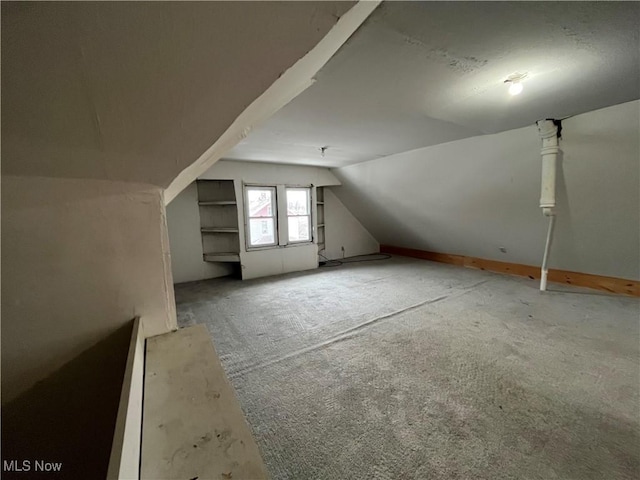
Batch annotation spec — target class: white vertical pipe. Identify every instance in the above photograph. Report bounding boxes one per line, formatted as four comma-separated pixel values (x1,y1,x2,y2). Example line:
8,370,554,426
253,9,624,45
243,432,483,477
540,215,556,291
540,145,558,210
537,120,559,210
536,119,560,291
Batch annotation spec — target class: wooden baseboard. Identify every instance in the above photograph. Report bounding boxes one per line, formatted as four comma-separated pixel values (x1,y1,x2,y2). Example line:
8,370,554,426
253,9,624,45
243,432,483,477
380,245,640,297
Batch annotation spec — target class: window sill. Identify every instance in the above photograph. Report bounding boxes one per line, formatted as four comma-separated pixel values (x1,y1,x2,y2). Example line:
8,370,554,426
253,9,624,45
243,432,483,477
246,242,314,252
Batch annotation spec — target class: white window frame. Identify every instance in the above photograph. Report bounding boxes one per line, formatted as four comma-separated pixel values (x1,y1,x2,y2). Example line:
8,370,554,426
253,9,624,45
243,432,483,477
285,187,312,245
244,185,278,250
243,183,314,251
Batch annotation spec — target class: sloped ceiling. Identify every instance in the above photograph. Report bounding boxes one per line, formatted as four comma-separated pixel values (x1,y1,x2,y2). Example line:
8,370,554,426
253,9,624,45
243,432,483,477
224,1,640,168
1,1,355,187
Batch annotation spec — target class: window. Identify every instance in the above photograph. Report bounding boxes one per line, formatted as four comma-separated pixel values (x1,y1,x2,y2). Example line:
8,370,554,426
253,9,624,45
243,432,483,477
244,185,313,249
246,186,277,247
286,188,311,243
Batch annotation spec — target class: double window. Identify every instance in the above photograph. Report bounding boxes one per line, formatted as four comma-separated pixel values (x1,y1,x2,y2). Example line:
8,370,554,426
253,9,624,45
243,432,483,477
245,185,312,249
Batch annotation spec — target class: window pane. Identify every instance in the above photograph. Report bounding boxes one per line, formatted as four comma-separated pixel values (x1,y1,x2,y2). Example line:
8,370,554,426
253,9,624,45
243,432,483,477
288,216,310,242
248,189,274,217
249,218,275,246
286,189,309,215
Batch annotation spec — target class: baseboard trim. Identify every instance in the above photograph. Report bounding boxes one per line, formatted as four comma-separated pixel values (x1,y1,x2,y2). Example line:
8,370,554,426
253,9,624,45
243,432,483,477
380,245,640,297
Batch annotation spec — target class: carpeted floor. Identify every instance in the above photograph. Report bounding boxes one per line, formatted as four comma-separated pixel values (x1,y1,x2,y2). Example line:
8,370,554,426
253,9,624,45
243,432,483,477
175,255,640,480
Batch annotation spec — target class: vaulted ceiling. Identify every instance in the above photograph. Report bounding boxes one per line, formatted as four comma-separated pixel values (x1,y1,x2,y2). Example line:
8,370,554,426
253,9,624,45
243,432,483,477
225,1,640,168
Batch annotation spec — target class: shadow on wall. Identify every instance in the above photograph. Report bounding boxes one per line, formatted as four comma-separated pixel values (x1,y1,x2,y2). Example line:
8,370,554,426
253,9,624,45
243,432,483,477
552,150,578,267
1,321,133,479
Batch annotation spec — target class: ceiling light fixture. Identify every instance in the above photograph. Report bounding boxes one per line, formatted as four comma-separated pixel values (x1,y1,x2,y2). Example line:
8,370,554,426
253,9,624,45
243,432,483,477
504,72,527,96
508,82,523,96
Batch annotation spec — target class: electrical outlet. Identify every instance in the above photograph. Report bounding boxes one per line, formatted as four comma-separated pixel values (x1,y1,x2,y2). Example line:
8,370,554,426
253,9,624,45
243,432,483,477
499,246,507,253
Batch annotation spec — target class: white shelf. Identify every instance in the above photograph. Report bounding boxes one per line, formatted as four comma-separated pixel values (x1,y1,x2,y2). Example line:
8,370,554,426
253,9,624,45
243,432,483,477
203,252,240,262
201,227,239,233
317,224,325,228
197,180,241,269
317,201,325,205
198,201,237,206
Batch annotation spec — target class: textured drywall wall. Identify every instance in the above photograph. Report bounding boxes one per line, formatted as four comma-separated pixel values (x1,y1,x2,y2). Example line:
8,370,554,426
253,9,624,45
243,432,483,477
1,176,177,404
2,322,134,479
1,1,356,190
202,160,341,186
332,100,640,280
323,188,379,260
167,182,235,284
204,161,342,280
168,161,361,282
554,101,640,279
241,244,320,281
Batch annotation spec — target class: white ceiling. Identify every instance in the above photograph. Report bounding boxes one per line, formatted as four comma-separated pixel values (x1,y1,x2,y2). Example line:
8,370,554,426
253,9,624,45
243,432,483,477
224,1,640,168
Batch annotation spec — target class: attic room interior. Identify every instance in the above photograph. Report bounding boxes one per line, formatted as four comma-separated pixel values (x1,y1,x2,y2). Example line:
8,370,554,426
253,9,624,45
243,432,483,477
1,1,639,479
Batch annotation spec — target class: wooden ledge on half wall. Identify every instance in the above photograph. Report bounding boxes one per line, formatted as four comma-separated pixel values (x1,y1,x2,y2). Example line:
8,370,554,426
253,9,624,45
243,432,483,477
380,245,640,298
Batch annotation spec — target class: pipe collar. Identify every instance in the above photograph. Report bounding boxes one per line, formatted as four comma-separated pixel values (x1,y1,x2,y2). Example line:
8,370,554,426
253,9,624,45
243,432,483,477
536,119,558,139
540,145,560,155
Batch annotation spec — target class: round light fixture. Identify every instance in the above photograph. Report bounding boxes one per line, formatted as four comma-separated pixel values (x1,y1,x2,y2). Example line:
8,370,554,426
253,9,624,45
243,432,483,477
504,72,527,96
508,82,523,96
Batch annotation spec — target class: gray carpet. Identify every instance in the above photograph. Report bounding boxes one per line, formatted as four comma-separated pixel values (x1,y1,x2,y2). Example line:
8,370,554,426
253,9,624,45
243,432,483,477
175,256,640,480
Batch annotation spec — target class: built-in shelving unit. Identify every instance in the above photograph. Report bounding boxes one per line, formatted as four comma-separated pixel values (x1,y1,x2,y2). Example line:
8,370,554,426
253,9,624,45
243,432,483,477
203,252,241,262
201,227,239,233
197,180,241,263
316,187,326,253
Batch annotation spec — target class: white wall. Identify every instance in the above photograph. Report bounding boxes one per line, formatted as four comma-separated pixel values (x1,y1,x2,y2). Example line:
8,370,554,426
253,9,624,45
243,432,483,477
553,101,640,279
208,160,341,280
1,176,177,404
332,100,640,280
167,160,379,281
241,244,320,281
167,183,235,284
201,160,341,186
323,188,379,260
